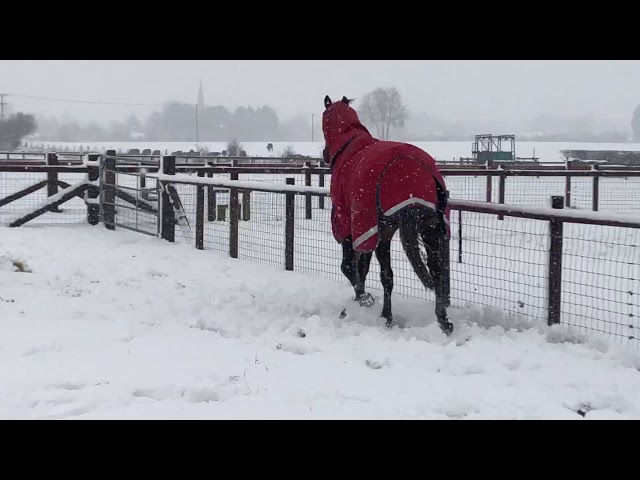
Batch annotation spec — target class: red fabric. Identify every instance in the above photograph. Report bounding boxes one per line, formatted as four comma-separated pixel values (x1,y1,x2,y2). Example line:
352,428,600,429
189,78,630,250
323,100,450,252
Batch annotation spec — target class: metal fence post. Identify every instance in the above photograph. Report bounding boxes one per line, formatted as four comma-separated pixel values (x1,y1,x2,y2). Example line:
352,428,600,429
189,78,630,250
548,195,564,326
285,178,295,271
160,155,176,242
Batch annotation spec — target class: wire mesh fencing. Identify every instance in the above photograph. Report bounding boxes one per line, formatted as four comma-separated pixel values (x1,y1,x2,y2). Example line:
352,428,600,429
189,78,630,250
0,170,88,226
450,210,549,321
99,160,159,236
153,172,640,348
561,223,640,345
598,177,640,215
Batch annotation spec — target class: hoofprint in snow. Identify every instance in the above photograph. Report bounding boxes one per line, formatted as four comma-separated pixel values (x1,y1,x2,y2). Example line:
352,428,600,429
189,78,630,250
1,225,640,419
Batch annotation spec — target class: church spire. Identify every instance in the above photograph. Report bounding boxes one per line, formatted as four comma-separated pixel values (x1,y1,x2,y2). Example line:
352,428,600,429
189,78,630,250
197,80,205,107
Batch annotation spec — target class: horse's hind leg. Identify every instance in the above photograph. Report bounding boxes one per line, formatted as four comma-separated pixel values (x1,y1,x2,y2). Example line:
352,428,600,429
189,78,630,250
375,224,397,327
422,227,453,335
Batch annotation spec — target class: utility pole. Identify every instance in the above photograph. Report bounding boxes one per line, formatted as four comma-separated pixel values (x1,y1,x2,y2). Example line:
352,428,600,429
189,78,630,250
0,93,7,122
195,104,199,143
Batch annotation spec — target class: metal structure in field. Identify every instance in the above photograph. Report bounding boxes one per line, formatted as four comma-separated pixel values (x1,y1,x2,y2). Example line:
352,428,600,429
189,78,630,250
472,134,516,163
466,134,539,165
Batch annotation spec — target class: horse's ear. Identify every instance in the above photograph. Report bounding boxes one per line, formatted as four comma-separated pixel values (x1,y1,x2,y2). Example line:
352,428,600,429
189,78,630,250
341,96,350,104
324,95,332,109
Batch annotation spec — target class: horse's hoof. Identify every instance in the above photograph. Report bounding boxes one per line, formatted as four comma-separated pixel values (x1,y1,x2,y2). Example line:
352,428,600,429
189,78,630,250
357,292,375,308
385,320,393,328
439,319,454,336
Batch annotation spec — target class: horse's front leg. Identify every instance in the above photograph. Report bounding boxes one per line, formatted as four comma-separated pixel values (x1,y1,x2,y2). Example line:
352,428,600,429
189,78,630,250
355,251,374,307
341,237,372,306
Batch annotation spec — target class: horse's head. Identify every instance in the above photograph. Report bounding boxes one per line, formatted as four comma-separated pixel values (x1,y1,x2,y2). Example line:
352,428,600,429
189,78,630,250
322,95,369,167
322,95,356,137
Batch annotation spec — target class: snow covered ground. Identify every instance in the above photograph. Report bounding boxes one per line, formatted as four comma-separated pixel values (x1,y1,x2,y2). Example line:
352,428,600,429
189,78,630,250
2,224,640,419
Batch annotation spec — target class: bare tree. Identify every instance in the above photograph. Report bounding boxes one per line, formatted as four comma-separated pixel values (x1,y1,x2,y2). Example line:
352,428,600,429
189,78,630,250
358,87,408,140
0,112,37,151
281,145,296,157
226,138,243,156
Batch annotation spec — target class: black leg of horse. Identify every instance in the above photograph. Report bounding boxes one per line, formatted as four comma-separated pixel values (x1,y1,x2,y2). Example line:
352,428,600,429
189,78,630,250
355,251,374,306
341,237,374,307
341,236,358,286
423,229,453,335
375,227,395,327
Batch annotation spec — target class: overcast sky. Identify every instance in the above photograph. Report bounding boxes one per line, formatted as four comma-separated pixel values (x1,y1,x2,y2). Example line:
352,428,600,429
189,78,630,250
1,60,638,130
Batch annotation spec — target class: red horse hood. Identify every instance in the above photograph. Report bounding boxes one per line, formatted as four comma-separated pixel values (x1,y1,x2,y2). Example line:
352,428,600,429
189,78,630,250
322,100,372,165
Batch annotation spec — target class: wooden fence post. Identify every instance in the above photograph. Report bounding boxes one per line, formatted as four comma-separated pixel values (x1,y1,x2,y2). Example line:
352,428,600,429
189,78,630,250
498,168,506,221
304,162,312,219
103,150,116,231
440,227,451,307
285,178,295,271
458,209,463,264
196,170,205,250
565,159,572,208
160,155,176,242
46,152,60,212
318,162,325,210
207,162,216,221
86,153,100,225
485,158,493,203
229,181,239,259
592,165,600,212
548,195,564,326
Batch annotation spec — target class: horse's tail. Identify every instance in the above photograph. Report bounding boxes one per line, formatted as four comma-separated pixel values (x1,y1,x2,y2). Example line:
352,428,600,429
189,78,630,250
377,155,447,292
399,205,437,292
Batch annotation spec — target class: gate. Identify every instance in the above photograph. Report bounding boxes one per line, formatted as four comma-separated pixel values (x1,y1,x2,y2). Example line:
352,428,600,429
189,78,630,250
99,151,160,235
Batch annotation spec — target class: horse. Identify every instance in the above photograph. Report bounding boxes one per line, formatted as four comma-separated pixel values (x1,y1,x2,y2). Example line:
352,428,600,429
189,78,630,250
322,95,453,335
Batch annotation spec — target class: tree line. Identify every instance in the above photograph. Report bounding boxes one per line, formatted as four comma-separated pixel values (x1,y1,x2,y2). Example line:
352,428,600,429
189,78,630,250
26,89,411,144
4,88,639,147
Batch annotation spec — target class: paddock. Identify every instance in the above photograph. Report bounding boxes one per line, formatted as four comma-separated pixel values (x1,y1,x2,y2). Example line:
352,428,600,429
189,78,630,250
1,151,639,350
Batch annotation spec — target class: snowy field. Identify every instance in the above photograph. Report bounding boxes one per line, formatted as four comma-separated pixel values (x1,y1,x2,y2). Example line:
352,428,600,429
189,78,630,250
2,225,640,419
27,140,640,164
